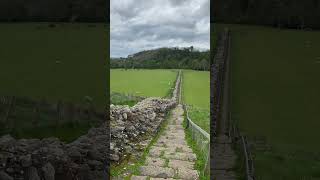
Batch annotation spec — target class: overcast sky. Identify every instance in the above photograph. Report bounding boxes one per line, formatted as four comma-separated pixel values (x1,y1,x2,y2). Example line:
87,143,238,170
110,0,210,57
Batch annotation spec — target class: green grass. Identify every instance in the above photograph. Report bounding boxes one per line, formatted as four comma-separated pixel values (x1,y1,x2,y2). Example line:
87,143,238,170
214,23,320,179
183,113,210,180
187,106,210,133
0,23,108,141
111,69,177,98
182,70,210,133
0,23,108,110
110,92,143,106
11,122,97,142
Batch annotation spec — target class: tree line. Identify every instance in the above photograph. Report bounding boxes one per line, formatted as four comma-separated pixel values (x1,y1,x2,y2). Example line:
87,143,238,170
111,47,210,71
213,0,320,29
0,0,107,22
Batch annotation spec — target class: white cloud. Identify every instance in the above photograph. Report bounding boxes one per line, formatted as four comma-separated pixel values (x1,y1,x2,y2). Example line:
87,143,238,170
111,0,210,57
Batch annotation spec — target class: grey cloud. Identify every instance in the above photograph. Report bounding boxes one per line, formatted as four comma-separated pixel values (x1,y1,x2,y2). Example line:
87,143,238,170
111,0,210,57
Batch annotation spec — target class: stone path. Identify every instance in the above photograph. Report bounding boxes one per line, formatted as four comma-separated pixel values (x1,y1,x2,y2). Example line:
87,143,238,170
212,135,237,180
131,105,199,180
211,30,238,180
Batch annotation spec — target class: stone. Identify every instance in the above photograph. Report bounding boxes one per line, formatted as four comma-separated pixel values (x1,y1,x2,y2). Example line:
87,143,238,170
88,149,103,161
139,166,175,178
0,171,13,180
176,168,199,180
5,168,14,174
88,160,103,170
0,135,15,145
27,167,40,180
123,113,127,119
67,147,81,161
110,154,119,161
163,152,197,162
145,157,165,167
42,163,55,180
168,159,194,170
130,175,148,180
20,154,32,167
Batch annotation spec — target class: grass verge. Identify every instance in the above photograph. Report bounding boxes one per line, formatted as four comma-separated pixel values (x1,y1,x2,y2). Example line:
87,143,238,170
110,92,144,106
187,106,210,133
183,112,210,180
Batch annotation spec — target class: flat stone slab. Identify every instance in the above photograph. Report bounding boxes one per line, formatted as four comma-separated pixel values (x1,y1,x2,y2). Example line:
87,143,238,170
145,157,165,167
164,152,197,162
176,168,199,180
149,146,165,157
139,166,175,178
212,170,237,180
129,105,200,179
130,175,148,180
168,159,194,170
212,134,237,179
150,178,181,180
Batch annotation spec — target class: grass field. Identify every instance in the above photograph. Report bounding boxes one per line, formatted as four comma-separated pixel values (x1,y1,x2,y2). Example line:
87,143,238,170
0,23,108,141
215,24,320,179
111,69,177,98
182,70,210,133
0,23,108,110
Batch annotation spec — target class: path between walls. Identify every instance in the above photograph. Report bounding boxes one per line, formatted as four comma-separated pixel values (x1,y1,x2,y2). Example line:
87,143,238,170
130,104,199,180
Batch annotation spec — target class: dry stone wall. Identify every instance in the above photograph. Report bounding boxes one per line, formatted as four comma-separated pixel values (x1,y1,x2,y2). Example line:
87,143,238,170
0,122,108,180
0,71,181,179
110,71,181,164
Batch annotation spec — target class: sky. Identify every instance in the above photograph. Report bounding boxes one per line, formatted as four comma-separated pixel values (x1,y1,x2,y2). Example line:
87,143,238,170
110,0,210,58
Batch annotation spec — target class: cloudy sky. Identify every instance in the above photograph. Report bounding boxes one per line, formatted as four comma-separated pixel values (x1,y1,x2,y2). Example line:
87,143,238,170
110,0,210,57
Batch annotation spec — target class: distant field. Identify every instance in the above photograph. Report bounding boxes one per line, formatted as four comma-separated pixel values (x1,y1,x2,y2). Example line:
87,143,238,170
0,23,108,110
0,23,108,141
110,69,177,98
182,70,210,132
215,24,320,179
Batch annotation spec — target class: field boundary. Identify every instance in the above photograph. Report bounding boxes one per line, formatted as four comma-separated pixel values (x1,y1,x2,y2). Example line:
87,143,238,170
211,29,256,180
180,71,210,176
0,95,104,134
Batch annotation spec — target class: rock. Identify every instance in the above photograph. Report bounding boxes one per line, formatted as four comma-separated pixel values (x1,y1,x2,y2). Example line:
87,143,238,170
0,135,15,144
88,149,103,161
67,147,81,161
20,154,32,167
110,96,177,163
123,113,127,119
110,154,119,161
42,163,55,180
88,160,103,170
0,171,13,180
26,167,40,180
5,168,14,174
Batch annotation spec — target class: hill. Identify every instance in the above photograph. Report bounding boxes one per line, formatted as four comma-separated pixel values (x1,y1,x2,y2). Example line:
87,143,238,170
111,47,210,71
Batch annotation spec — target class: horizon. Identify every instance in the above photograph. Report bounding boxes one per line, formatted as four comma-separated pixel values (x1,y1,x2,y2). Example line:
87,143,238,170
110,46,210,58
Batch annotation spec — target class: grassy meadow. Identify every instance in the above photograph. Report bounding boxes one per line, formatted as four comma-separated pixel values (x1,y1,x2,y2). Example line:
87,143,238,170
182,70,210,133
0,23,108,141
215,24,320,179
110,69,177,98
0,23,108,109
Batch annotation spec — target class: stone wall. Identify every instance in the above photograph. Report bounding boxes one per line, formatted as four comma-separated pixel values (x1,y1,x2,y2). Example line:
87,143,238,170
0,122,108,180
0,71,181,179
110,71,181,163
110,98,176,163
